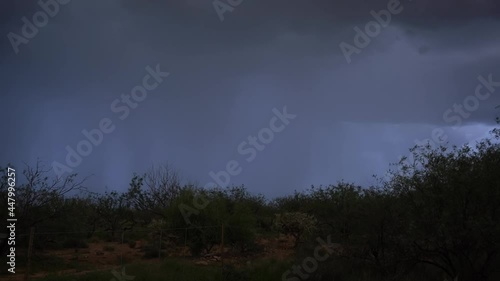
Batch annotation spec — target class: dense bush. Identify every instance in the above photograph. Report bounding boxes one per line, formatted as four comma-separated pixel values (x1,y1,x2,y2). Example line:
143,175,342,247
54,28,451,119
1,125,500,281
128,240,137,249
62,238,89,249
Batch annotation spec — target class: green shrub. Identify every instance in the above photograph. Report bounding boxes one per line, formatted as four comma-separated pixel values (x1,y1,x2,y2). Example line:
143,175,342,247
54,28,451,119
143,242,160,258
103,245,115,252
128,240,136,249
223,264,250,281
88,236,100,243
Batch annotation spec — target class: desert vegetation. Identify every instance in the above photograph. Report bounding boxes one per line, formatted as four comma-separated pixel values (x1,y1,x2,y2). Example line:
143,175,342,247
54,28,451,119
1,126,499,281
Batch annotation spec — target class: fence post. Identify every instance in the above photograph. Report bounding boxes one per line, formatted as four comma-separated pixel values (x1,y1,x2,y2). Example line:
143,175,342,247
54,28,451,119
220,224,224,281
121,230,125,266
220,224,224,256
24,227,35,281
158,229,162,259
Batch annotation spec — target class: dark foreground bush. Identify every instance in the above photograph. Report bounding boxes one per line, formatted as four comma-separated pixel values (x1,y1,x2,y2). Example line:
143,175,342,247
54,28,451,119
62,238,88,249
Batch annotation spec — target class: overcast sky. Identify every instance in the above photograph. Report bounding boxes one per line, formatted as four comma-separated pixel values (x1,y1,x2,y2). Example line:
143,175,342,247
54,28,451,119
1,0,499,197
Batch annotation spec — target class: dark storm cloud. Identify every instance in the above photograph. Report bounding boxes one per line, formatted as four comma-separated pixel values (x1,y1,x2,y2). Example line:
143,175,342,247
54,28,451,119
1,0,499,196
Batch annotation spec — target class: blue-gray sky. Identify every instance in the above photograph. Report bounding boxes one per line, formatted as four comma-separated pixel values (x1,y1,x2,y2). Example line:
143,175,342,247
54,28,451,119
1,0,499,197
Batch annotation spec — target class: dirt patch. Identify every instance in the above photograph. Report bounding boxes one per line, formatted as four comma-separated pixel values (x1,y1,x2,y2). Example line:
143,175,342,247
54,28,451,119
0,235,295,280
